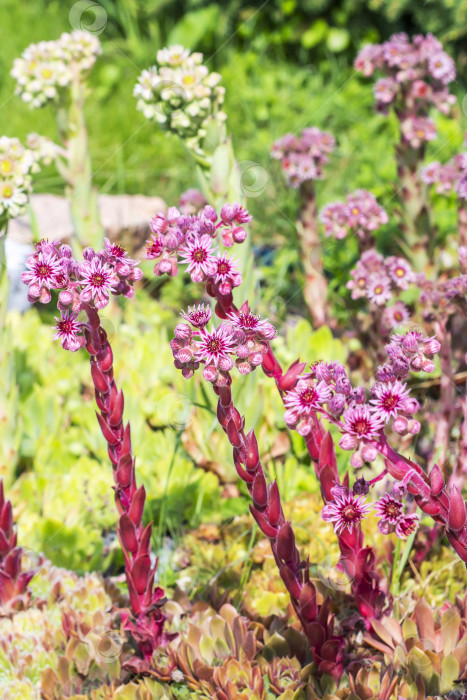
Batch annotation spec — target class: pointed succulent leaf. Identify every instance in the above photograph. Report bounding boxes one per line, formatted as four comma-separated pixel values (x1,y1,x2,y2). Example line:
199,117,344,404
448,486,466,532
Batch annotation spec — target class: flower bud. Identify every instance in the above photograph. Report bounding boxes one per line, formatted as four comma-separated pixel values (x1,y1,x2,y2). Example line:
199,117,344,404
236,360,252,375
215,370,230,387
361,444,378,462
420,358,435,373
353,478,369,496
339,433,358,451
410,355,423,371
402,334,419,353
350,451,364,468
249,352,263,367
393,416,408,434
236,344,250,359
203,365,218,383
59,244,72,258
82,246,96,260
158,259,172,274
221,230,234,247
423,338,440,356
58,289,74,305
328,393,346,416
175,347,193,363
296,420,311,436
232,226,247,243
218,355,233,372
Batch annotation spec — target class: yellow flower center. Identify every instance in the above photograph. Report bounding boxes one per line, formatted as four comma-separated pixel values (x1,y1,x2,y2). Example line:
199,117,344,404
0,160,12,174
2,185,13,198
41,68,53,79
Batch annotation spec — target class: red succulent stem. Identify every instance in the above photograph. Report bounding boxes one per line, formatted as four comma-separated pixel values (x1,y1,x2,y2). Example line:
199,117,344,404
264,345,387,619
0,480,35,608
207,282,386,620
373,433,467,563
213,379,345,679
83,304,166,663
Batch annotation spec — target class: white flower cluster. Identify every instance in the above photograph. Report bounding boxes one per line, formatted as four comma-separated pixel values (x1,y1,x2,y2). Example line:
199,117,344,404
11,30,101,108
0,136,41,220
134,44,226,154
26,133,61,166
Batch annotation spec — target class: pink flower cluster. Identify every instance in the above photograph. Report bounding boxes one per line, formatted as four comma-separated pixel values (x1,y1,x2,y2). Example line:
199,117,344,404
355,33,456,148
146,202,250,292
347,249,414,307
321,484,419,540
179,188,207,215
320,190,388,241
271,127,335,188
381,330,440,378
283,330,439,467
282,332,440,542
416,258,467,324
422,139,467,200
374,488,420,539
170,301,276,384
21,238,142,351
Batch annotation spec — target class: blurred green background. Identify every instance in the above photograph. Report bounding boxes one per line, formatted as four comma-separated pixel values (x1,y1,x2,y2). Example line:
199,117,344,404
1,0,466,310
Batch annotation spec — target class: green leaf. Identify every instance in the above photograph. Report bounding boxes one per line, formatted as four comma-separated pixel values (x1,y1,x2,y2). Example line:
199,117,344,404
326,28,350,53
167,5,220,48
440,655,460,693
301,19,328,49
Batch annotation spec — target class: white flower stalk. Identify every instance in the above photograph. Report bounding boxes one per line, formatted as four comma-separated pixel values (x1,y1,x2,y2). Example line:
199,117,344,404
11,30,103,250
11,30,101,108
134,45,226,160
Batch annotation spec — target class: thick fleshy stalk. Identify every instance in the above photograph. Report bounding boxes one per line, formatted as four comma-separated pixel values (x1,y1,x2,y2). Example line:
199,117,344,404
0,480,35,608
56,76,103,250
364,435,467,564
207,280,386,621
83,305,166,666
297,181,328,327
213,380,345,679
262,346,387,620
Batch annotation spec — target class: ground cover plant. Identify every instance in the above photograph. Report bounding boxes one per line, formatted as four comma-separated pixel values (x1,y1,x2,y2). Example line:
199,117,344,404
2,2,467,699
